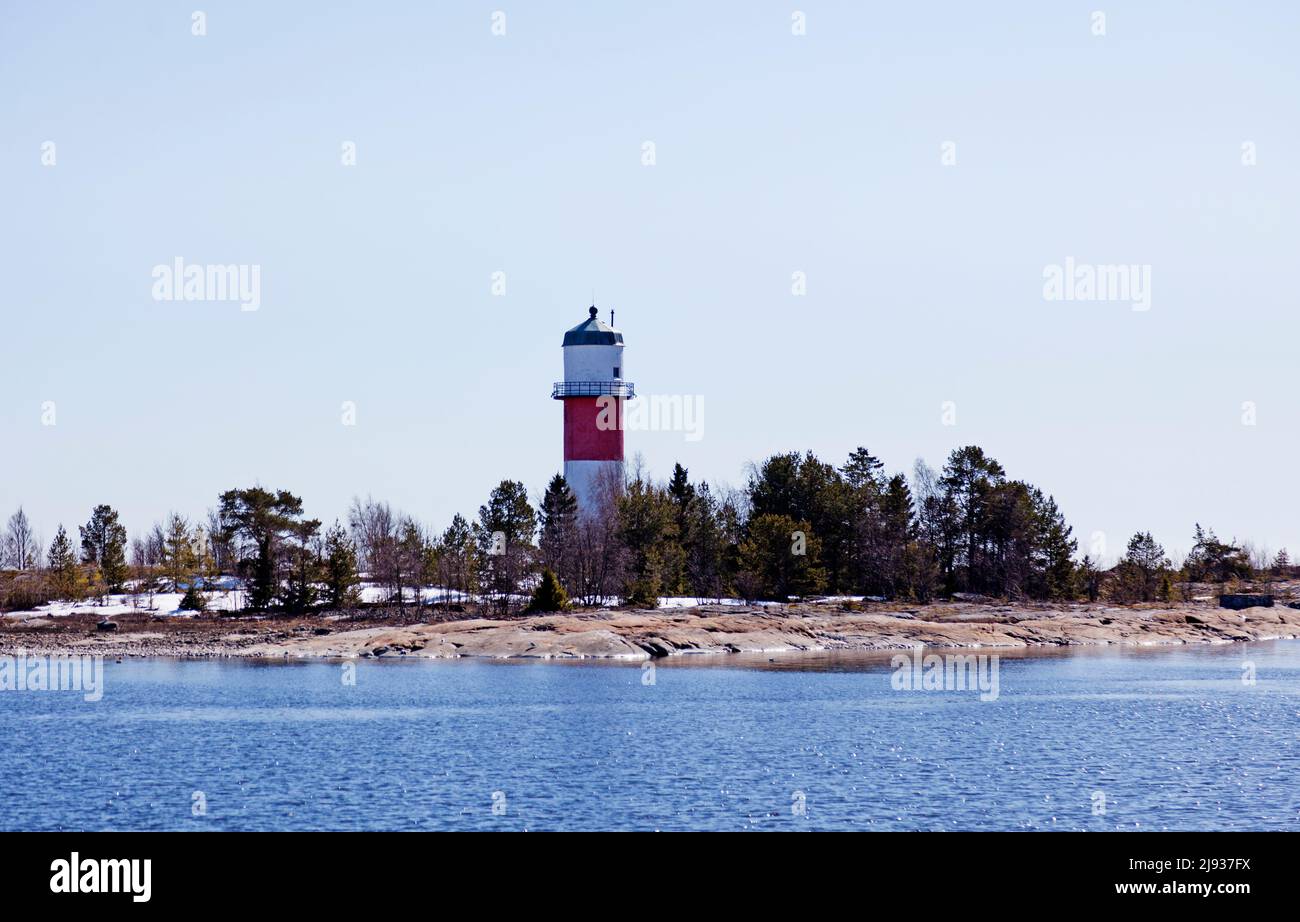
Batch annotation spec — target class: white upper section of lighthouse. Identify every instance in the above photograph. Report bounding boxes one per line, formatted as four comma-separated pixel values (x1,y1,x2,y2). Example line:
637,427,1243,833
552,306,634,399
562,307,624,381
563,341,624,383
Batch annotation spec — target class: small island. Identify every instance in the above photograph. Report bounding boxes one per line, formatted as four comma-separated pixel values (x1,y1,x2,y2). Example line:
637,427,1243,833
4,446,1297,663
4,594,1298,661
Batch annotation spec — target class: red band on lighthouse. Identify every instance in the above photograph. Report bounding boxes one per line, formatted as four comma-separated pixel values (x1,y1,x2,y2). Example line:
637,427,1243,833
564,397,623,461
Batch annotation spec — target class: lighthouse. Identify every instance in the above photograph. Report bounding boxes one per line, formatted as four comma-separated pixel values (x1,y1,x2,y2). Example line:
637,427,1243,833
552,306,635,512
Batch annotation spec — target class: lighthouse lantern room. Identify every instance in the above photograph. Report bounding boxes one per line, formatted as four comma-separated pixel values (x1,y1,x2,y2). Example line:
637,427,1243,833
552,306,634,512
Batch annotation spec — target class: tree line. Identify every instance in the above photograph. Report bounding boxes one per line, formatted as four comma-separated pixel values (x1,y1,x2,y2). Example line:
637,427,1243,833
1,445,1292,614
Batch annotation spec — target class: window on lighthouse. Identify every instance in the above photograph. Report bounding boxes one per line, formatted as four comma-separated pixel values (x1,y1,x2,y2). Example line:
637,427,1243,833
613,366,620,378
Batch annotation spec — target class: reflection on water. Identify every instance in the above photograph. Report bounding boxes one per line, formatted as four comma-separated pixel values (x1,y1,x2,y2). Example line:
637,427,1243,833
2,641,1297,831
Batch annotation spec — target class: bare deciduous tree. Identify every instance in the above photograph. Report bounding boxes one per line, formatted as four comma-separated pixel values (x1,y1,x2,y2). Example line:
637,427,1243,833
348,495,394,575
3,507,39,571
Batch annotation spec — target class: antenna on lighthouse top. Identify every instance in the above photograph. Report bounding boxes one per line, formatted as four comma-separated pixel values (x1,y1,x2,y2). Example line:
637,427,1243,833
610,308,615,327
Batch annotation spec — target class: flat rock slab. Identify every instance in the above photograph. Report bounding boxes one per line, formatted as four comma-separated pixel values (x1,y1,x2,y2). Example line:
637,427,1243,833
189,604,1300,660
5,602,1299,661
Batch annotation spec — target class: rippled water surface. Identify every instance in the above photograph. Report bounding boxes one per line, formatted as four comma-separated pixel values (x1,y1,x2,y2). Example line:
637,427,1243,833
3,642,1298,830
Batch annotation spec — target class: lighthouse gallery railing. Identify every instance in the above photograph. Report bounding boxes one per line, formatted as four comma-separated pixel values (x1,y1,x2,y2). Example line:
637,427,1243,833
551,381,636,399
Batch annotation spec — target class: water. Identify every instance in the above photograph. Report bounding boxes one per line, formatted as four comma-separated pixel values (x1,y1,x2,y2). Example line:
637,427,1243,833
2,642,1298,830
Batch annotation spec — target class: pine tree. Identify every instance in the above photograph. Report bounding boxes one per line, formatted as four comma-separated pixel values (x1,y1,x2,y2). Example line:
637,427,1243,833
323,521,362,610
47,526,80,601
1077,555,1103,601
80,504,129,595
178,584,207,612
616,477,676,606
1113,532,1169,602
938,446,1007,594
736,513,825,602
474,480,537,614
1184,524,1251,584
218,487,307,610
899,539,940,602
281,518,322,613
663,463,695,594
667,463,695,513
682,483,728,600
395,519,426,609
527,567,569,613
539,474,579,591
975,480,1036,598
877,473,916,598
1034,492,1078,600
798,454,850,593
749,452,852,592
841,447,886,491
436,514,477,607
161,513,197,592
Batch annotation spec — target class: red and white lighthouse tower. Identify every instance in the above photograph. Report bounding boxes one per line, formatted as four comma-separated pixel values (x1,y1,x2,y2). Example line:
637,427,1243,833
552,306,634,512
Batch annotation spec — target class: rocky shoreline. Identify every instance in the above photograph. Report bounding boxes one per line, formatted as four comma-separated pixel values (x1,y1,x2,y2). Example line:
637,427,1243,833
3,599,1299,661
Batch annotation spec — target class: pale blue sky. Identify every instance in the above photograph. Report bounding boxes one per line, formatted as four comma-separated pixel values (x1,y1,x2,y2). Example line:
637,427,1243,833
2,1,1298,563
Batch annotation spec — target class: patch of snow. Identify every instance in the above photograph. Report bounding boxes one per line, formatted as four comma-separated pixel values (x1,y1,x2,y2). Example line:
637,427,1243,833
359,584,506,606
6,589,246,619
657,597,783,608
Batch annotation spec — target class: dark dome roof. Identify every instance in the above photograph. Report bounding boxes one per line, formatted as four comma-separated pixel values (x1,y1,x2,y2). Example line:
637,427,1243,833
563,306,624,346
